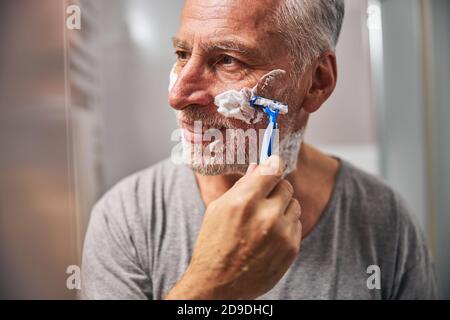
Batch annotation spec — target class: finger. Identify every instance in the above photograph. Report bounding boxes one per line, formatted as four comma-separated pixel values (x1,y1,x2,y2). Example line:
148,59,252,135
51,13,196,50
285,199,302,247
238,163,257,184
290,219,302,251
237,156,285,199
246,163,258,175
267,180,294,214
284,198,302,223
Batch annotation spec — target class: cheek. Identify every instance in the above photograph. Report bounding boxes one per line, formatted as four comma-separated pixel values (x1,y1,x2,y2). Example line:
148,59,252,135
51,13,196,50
278,105,302,132
215,72,260,95
215,69,252,86
255,70,290,102
283,108,309,134
278,117,291,135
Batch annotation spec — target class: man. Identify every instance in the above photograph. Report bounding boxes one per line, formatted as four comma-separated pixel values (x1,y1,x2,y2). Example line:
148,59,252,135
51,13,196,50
81,0,437,299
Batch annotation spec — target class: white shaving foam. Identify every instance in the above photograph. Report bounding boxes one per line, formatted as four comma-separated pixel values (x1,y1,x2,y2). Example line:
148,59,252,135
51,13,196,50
214,88,264,124
169,66,286,125
214,69,286,124
168,65,178,92
279,129,305,175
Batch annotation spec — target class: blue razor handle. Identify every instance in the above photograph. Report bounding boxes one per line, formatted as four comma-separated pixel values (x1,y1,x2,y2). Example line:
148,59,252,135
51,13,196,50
265,106,279,157
249,96,281,162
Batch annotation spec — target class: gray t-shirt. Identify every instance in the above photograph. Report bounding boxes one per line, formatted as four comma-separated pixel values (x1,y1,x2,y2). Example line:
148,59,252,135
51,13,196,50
80,158,438,300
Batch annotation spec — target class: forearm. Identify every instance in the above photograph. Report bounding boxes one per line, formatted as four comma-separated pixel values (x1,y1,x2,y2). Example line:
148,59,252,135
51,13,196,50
164,270,234,300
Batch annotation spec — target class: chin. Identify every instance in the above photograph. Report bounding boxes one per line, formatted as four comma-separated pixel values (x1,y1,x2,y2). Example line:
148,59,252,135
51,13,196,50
189,162,248,176
180,129,305,177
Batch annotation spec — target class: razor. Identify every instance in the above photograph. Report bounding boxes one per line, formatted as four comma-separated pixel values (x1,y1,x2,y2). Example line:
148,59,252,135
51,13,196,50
249,96,289,164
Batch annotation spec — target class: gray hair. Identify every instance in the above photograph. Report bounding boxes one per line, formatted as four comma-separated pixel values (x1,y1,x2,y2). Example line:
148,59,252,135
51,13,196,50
272,0,345,74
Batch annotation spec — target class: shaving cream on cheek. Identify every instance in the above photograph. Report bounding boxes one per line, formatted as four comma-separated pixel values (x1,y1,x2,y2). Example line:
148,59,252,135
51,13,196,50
280,129,304,175
168,65,178,93
168,65,288,126
214,69,287,124
214,88,265,124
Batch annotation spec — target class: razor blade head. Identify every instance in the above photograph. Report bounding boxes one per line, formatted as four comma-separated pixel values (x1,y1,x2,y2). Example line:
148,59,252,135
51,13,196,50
250,96,289,115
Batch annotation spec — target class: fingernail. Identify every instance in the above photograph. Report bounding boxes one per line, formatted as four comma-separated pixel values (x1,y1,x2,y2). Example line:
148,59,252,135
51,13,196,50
262,156,276,167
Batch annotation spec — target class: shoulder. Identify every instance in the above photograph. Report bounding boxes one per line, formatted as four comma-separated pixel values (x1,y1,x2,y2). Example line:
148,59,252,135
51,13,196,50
94,158,186,212
89,158,192,237
339,160,397,204
81,160,184,299
84,159,191,267
337,161,436,298
338,160,426,251
336,160,430,266
337,160,414,230
101,158,181,197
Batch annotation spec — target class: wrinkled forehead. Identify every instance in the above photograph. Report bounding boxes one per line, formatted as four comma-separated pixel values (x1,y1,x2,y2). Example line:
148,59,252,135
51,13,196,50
179,0,283,46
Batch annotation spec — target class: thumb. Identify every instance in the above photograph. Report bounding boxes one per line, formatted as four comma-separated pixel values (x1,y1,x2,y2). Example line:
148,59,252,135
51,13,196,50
235,163,258,186
245,163,258,176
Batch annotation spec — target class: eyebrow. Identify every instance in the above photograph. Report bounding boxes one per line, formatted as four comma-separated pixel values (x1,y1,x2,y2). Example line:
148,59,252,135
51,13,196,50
172,37,191,51
172,37,263,61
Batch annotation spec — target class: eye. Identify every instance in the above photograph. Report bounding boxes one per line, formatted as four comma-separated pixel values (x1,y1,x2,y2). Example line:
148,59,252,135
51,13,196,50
175,50,190,62
219,55,239,66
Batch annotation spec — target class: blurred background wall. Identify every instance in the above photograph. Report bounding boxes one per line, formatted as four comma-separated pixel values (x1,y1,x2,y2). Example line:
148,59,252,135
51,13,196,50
0,0,76,299
0,0,449,299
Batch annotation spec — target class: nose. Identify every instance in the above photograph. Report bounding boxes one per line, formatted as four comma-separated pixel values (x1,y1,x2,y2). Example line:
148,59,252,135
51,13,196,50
168,58,214,111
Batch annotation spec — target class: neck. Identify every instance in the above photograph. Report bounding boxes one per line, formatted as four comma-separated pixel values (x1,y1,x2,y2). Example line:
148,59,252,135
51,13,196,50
195,143,340,237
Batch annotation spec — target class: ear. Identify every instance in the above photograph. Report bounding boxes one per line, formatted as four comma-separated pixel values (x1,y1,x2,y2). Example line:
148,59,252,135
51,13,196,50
301,51,337,114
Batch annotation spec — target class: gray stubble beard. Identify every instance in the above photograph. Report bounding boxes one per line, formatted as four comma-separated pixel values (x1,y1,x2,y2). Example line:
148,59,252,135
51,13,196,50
184,129,305,177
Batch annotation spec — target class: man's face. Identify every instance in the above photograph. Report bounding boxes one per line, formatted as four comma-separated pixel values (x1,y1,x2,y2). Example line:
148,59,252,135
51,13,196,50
169,0,306,175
